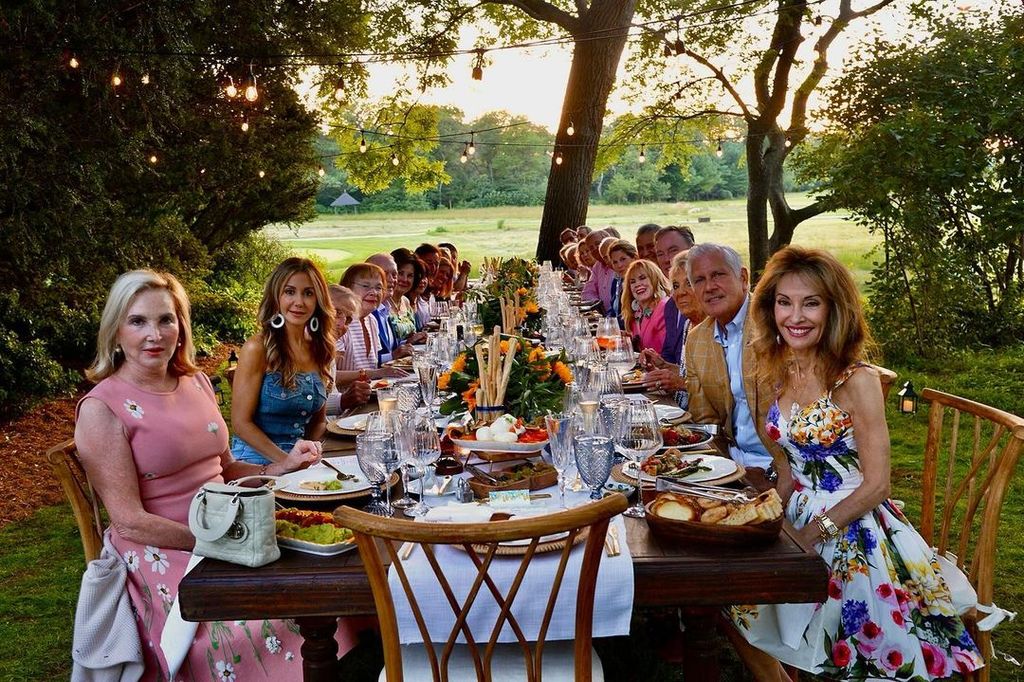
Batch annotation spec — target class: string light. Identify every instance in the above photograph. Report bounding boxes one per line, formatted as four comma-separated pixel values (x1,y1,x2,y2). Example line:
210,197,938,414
111,71,123,87
554,151,563,165
199,168,206,175
784,137,792,148
460,144,469,163
148,154,158,164
359,133,367,153
244,63,258,102
471,49,485,81
258,169,266,178
716,140,724,158
638,146,646,163
566,120,575,136
391,152,399,166
225,75,238,98
318,166,326,177
241,117,249,132
68,55,79,69
468,133,476,156
333,76,345,101
141,73,150,85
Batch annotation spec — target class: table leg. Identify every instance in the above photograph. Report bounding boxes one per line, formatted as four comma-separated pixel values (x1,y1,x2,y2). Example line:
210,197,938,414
297,616,339,682
680,607,721,681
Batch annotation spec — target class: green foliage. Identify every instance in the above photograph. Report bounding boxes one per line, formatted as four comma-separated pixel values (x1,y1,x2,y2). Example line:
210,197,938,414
797,5,1024,359
0,325,78,419
427,226,449,235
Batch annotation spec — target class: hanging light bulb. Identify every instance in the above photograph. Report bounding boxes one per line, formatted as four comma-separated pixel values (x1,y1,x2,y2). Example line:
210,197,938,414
471,49,485,81
225,75,238,98
199,168,206,175
554,151,564,165
318,166,326,177
359,133,367,153
258,169,266,178
68,55,80,69
566,120,575,136
148,154,158,164
241,117,249,132
784,137,793,148
333,75,345,101
141,73,150,85
468,133,476,156
716,140,724,158
638,146,646,164
244,63,258,102
391,153,399,166
460,143,469,163
111,71,123,87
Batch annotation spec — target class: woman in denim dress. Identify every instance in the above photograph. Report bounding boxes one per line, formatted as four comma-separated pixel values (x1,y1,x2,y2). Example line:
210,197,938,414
231,258,337,467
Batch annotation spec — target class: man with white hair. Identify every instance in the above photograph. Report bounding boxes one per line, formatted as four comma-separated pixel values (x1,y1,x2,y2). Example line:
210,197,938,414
684,243,783,474
365,253,413,363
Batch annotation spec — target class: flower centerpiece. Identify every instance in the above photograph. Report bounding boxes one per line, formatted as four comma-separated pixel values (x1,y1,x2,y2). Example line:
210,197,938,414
438,329,573,425
469,257,543,334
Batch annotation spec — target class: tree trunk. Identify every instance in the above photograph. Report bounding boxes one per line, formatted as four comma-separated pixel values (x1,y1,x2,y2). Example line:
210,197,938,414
535,0,636,263
745,132,771,279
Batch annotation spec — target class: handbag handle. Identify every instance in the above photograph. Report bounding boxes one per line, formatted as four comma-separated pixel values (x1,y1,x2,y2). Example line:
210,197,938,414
228,475,280,488
189,490,242,542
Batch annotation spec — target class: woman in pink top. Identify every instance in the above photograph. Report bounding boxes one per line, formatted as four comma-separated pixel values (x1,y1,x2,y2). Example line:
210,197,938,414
621,259,670,353
74,270,357,680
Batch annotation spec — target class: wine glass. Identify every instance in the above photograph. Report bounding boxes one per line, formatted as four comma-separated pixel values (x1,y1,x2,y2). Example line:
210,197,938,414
595,317,619,350
356,431,392,516
417,364,438,417
615,400,663,517
606,335,636,377
544,412,576,508
586,366,623,403
404,415,440,518
574,408,615,500
391,387,422,509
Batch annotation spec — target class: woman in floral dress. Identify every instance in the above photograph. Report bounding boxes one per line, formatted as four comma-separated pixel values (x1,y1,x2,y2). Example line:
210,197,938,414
75,270,357,681
726,246,984,681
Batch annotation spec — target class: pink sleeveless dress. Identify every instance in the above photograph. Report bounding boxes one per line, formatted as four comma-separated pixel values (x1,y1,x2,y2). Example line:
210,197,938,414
79,372,358,681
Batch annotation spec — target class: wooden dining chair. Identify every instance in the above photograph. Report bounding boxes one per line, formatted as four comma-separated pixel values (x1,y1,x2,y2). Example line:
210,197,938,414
866,363,897,400
336,494,628,682
918,389,1024,682
46,438,105,566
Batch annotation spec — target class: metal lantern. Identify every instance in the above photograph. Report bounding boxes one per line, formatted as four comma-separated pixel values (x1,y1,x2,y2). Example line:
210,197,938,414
897,381,918,415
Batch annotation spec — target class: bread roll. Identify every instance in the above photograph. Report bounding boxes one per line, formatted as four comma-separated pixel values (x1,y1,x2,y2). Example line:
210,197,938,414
700,505,729,524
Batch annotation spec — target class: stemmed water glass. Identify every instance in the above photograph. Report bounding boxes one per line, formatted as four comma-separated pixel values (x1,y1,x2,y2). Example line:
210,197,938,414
606,335,636,377
586,366,623,404
574,405,615,500
417,364,438,417
615,399,663,517
404,414,440,518
356,431,392,516
544,412,576,508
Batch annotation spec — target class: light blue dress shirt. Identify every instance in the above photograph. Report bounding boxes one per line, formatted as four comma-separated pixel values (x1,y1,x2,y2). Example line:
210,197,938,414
712,295,773,470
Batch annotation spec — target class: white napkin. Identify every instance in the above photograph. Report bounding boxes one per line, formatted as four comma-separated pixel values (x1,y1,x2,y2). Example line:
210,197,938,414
160,554,203,679
423,503,494,523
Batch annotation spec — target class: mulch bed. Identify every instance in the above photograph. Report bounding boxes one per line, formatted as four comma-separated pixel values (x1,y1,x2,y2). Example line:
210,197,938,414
0,346,232,528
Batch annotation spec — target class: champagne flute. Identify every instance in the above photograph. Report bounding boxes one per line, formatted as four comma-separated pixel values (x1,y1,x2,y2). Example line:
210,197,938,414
544,412,576,508
404,415,440,518
616,400,663,517
417,364,438,417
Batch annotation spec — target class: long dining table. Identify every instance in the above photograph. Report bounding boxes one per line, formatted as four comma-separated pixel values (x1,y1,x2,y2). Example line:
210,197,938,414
179,392,828,681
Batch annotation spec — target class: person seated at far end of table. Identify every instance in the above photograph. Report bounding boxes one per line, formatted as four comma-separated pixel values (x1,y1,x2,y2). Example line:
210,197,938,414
365,253,416,364
621,259,670,354
683,243,782,475
581,228,616,313
640,249,706,408
607,239,639,326
437,241,472,293
326,284,371,415
338,262,407,381
723,246,984,682
386,248,428,344
559,227,577,245
654,224,696,279
74,269,358,681
635,222,661,263
230,257,335,466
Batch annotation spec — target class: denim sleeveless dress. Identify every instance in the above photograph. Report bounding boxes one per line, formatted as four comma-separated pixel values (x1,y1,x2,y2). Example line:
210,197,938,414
230,371,327,465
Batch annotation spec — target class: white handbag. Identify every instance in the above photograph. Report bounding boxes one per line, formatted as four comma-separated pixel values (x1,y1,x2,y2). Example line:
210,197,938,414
188,478,280,567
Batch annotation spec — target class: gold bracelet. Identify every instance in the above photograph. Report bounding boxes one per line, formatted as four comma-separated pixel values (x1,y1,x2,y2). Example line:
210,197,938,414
814,514,840,541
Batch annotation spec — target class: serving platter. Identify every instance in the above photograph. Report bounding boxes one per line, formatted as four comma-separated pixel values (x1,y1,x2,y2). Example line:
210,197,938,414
277,535,357,557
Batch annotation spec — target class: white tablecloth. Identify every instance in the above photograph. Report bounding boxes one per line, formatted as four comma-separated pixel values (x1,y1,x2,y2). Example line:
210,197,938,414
387,491,633,644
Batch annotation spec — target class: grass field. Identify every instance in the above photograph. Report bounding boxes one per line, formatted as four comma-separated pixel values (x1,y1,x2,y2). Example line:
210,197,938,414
269,194,882,287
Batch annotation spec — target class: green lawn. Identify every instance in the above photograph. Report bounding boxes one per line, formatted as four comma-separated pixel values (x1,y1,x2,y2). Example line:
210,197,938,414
270,194,881,288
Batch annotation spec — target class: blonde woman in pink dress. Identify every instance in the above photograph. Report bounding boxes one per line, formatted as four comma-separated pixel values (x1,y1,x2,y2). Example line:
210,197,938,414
75,270,359,681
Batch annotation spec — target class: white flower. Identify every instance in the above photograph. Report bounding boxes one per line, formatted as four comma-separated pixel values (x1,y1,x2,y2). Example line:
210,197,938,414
123,550,139,572
156,583,173,603
207,422,219,432
124,399,144,419
234,620,246,626
144,546,169,575
214,660,236,681
285,651,295,661
265,635,282,654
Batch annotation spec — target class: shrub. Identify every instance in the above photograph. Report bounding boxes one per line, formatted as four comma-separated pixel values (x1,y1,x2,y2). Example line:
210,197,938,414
0,322,77,419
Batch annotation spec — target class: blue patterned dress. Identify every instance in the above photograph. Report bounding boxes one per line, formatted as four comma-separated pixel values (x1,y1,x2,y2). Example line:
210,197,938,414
730,365,984,680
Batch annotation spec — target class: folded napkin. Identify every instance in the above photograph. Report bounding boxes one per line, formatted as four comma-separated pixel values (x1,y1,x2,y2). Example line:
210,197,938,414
422,503,493,523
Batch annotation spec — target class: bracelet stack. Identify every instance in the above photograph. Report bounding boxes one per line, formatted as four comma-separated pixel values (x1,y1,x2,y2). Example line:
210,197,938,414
813,514,841,541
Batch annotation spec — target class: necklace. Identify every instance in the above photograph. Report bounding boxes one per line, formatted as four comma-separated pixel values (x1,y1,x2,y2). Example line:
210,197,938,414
789,358,818,418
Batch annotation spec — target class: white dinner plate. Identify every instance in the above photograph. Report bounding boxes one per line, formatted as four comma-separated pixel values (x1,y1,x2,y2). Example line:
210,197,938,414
625,453,738,483
451,437,549,454
277,459,371,495
335,415,369,431
654,405,686,423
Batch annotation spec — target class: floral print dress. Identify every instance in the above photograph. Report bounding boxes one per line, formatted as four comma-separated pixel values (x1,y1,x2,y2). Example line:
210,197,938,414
730,364,984,680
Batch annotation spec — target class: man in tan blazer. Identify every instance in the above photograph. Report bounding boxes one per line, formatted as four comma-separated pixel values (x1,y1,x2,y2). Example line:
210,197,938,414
684,244,785,473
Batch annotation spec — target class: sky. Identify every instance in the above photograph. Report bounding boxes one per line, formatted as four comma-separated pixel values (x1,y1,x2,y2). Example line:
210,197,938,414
358,0,993,133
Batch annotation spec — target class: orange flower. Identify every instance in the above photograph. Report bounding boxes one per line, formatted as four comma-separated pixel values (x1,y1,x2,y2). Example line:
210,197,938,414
437,371,451,391
499,340,510,354
524,301,539,314
528,347,545,364
461,380,479,411
516,287,529,297
450,353,467,373
553,361,573,384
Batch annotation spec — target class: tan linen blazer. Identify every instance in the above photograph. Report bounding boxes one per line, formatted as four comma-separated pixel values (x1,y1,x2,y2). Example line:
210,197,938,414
684,316,787,466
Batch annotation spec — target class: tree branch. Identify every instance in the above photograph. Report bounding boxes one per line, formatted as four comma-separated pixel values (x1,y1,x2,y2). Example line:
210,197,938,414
678,47,754,121
482,0,580,33
790,199,828,225
574,0,588,16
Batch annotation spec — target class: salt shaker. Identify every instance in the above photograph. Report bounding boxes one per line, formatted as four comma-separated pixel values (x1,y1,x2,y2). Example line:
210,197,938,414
455,477,475,503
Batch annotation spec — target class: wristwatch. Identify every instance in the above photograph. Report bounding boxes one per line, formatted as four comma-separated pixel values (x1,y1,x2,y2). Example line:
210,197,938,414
814,514,841,541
